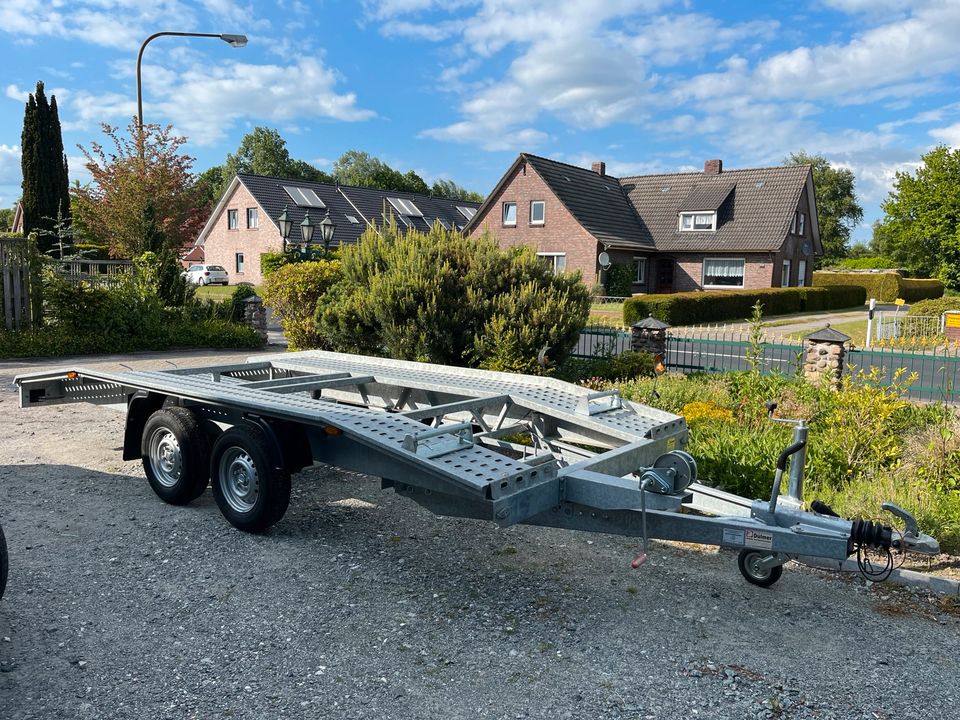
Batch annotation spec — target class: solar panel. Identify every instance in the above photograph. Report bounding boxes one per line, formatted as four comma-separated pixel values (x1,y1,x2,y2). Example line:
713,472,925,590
457,206,476,220
283,186,326,208
387,197,424,217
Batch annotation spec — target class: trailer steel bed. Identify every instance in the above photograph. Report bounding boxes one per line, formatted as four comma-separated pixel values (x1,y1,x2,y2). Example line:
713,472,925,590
15,350,939,587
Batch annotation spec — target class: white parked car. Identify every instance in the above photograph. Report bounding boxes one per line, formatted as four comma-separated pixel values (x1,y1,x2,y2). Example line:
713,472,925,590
183,264,229,286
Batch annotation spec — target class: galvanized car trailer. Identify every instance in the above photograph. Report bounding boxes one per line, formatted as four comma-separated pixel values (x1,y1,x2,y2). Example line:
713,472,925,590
15,350,940,587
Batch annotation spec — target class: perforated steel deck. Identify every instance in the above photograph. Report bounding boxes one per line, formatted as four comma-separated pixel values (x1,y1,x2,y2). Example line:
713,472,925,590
251,350,685,443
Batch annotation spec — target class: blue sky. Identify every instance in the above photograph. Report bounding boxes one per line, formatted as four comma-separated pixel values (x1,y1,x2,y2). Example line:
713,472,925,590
1,0,959,244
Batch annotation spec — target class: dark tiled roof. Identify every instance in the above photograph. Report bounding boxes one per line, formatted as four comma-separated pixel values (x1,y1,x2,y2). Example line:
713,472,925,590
522,154,654,250
619,164,810,252
677,183,734,213
234,173,480,246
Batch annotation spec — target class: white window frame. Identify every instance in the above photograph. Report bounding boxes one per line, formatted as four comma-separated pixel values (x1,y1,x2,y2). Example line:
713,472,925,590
530,200,545,226
537,252,566,274
502,202,517,226
798,259,807,287
679,211,716,231
798,212,805,236
702,257,745,289
227,209,238,230
782,259,791,287
633,257,647,284
790,213,797,234
246,207,258,229
236,252,245,274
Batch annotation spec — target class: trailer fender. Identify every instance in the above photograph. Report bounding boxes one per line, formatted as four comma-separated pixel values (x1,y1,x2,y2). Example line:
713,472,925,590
122,392,166,461
242,416,312,475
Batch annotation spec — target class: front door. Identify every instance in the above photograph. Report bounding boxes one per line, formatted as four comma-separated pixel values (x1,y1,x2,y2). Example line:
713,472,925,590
656,259,674,293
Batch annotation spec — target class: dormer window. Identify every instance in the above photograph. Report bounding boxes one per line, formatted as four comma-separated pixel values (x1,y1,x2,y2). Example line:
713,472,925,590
679,212,716,231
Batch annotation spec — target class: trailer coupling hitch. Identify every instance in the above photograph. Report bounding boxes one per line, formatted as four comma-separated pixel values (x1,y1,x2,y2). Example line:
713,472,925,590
882,502,940,556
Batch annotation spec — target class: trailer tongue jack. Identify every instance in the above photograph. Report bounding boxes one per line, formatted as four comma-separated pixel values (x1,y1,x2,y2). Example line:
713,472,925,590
15,350,940,588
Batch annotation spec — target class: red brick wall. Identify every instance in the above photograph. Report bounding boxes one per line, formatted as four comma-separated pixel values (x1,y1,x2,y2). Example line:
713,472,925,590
202,182,280,286
468,160,601,284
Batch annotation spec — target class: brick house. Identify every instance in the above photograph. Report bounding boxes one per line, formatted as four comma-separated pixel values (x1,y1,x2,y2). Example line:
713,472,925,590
464,154,822,293
196,174,480,286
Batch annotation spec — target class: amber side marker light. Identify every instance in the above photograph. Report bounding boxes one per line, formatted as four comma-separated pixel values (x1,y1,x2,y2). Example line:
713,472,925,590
66,371,79,380
324,425,343,436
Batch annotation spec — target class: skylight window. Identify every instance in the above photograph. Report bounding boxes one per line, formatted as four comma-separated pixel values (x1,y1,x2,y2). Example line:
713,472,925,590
388,197,424,217
345,215,360,224
436,218,451,230
457,206,476,220
283,186,325,208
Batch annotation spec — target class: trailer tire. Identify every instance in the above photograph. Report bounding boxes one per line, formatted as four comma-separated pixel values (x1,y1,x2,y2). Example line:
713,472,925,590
142,408,210,505
210,425,290,533
0,522,8,600
737,550,783,588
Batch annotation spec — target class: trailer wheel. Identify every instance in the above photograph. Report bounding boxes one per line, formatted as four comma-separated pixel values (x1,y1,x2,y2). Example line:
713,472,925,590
210,425,290,533
142,408,210,505
737,550,783,588
0,522,8,600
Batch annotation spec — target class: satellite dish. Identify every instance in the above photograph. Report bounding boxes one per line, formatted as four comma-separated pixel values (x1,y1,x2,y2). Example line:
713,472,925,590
598,251,611,270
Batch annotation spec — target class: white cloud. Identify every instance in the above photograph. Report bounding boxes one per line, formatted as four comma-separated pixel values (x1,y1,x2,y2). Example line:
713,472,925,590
0,144,21,186
64,57,376,146
930,122,960,148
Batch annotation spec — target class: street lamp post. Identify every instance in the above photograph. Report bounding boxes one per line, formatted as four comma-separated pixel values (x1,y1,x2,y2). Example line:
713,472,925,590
136,31,247,156
319,211,336,255
277,207,335,258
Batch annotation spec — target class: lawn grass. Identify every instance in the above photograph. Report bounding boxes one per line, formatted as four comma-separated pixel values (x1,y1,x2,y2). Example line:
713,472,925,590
589,301,625,325
783,318,867,346
196,284,260,301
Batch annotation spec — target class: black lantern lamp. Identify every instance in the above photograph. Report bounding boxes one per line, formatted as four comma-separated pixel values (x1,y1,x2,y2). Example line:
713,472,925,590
278,206,293,250
319,210,336,254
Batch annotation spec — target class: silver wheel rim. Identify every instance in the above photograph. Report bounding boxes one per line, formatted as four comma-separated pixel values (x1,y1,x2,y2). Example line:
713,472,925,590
148,428,182,488
745,554,769,580
218,447,260,513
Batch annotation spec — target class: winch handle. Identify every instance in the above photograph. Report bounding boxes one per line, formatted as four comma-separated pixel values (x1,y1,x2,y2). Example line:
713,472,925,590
776,440,807,472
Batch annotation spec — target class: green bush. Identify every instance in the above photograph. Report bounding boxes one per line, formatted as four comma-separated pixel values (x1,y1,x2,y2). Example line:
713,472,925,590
228,284,258,322
605,263,634,297
622,286,865,325
814,271,944,303
318,222,591,370
556,351,654,383
908,297,960,317
260,251,293,277
261,259,341,350
831,256,899,270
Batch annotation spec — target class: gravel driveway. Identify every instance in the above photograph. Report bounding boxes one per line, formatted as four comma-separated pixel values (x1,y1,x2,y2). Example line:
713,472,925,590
1,350,958,720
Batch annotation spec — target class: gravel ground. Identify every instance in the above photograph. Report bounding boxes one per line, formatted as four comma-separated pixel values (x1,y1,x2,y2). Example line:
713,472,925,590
1,349,958,720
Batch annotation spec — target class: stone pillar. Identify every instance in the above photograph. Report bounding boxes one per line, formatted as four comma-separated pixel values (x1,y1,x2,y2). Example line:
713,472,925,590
631,314,670,357
802,324,850,387
243,295,268,342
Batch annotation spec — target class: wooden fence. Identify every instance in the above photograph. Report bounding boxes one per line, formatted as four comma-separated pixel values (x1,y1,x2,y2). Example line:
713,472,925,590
0,237,32,331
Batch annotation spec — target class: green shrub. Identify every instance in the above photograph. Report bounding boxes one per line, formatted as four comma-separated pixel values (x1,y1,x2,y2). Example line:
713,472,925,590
605,263,634,297
261,259,341,350
556,351,654,383
831,256,899,270
908,297,960,317
622,286,865,325
318,222,590,369
260,251,292,277
814,271,943,303
228,284,258,322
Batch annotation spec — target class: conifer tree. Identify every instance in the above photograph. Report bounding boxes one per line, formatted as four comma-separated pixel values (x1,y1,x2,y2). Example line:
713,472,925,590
20,81,71,249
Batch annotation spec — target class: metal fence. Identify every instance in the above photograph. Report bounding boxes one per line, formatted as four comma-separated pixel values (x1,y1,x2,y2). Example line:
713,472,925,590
572,325,633,358
56,258,133,286
873,312,942,342
846,344,960,403
590,295,628,306
666,329,802,376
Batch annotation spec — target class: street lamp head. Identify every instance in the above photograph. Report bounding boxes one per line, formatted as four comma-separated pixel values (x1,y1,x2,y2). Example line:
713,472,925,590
277,206,292,243
220,34,248,47
300,210,315,245
319,211,336,247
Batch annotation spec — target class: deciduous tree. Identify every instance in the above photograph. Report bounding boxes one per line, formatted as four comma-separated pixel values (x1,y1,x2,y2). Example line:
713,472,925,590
785,151,863,265
874,146,960,286
73,120,203,258
20,81,70,247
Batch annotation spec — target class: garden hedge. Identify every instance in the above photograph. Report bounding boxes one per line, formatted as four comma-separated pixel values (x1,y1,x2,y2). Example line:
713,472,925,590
813,271,944,303
622,286,865,326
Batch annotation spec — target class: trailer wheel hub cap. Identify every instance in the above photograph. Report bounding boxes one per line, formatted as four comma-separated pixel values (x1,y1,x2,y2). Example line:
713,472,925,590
149,429,182,488
219,448,260,513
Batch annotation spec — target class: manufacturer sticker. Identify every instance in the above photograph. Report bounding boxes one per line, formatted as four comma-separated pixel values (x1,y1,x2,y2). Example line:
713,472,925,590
665,437,677,451
722,528,745,546
744,529,774,550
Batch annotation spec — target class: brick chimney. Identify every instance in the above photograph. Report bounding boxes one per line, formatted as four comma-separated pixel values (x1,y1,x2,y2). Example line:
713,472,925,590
704,159,723,175
592,161,606,177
